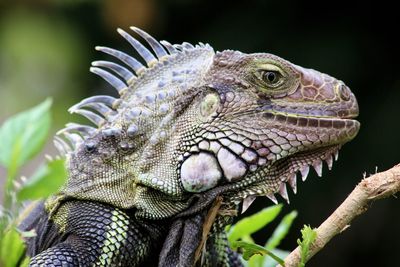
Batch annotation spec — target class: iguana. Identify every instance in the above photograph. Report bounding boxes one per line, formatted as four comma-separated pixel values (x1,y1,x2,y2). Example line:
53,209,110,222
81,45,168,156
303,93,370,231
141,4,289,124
19,27,360,266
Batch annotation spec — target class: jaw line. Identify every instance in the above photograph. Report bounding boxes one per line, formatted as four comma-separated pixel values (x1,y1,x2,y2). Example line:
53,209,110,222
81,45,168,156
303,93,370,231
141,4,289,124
262,109,359,123
260,99,359,120
233,109,360,131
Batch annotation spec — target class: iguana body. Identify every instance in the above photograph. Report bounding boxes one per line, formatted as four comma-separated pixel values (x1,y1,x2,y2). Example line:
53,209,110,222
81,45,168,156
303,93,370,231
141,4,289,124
20,27,360,266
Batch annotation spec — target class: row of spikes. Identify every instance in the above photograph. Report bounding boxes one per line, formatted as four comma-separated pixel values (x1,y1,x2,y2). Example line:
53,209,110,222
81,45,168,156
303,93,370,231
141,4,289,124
54,27,199,155
240,150,340,213
90,27,195,96
54,122,140,155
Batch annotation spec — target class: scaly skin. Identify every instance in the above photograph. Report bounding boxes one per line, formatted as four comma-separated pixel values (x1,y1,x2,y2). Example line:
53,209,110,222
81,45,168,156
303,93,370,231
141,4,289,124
20,27,359,266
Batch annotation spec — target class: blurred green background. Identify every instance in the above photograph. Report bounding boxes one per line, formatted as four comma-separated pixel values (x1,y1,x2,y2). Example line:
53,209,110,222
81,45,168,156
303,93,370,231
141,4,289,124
0,0,398,266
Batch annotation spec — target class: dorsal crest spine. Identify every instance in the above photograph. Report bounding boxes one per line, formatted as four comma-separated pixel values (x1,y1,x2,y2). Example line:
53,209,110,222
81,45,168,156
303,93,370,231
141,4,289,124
55,27,215,156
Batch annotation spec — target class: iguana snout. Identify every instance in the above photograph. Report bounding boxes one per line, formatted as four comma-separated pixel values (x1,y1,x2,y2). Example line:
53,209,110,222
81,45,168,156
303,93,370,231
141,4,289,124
281,65,359,119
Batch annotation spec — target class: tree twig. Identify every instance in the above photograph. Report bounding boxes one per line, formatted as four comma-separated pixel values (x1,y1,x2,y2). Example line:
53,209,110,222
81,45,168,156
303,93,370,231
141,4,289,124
194,196,223,265
281,163,400,267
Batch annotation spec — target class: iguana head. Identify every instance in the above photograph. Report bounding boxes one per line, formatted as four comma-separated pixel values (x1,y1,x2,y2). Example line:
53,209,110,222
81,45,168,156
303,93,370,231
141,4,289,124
55,28,359,218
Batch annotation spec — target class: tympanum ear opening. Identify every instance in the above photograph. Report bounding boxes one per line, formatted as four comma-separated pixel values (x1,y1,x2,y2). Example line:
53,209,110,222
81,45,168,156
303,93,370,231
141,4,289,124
200,93,220,118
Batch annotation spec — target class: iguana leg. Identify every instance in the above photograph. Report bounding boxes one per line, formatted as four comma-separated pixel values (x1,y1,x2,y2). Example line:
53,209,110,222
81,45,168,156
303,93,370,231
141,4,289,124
21,200,165,266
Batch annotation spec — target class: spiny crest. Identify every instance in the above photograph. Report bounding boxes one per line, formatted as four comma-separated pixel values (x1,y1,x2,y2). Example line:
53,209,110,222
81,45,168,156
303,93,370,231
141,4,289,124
237,145,340,213
54,27,215,155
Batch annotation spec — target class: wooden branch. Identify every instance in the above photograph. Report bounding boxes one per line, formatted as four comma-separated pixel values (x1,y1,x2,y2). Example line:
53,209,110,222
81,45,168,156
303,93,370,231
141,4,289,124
194,196,223,265
281,163,400,267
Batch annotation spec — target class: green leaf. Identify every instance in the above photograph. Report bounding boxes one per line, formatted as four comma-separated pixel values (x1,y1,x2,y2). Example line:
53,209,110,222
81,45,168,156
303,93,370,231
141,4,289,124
247,253,263,267
241,234,255,244
17,158,67,201
297,225,317,267
266,210,298,250
239,235,258,267
0,99,52,184
228,204,282,244
231,241,285,266
0,227,26,267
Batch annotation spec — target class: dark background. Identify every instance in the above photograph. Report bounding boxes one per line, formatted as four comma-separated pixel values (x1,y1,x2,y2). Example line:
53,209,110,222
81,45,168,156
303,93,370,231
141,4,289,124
0,0,399,266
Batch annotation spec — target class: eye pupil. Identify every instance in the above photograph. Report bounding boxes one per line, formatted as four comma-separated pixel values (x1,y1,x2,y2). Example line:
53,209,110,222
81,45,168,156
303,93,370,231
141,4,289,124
267,72,276,82
263,71,279,84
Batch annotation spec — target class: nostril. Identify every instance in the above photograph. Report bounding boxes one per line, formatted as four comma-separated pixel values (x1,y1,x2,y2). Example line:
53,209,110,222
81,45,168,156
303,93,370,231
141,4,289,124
338,84,350,101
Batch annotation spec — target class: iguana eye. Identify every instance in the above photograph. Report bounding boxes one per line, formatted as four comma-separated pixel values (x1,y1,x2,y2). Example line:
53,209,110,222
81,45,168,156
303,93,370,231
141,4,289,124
261,70,281,86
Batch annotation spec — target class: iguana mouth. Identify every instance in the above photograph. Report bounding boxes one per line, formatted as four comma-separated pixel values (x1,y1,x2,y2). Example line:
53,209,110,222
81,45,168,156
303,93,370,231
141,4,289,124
263,111,360,129
262,107,359,120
